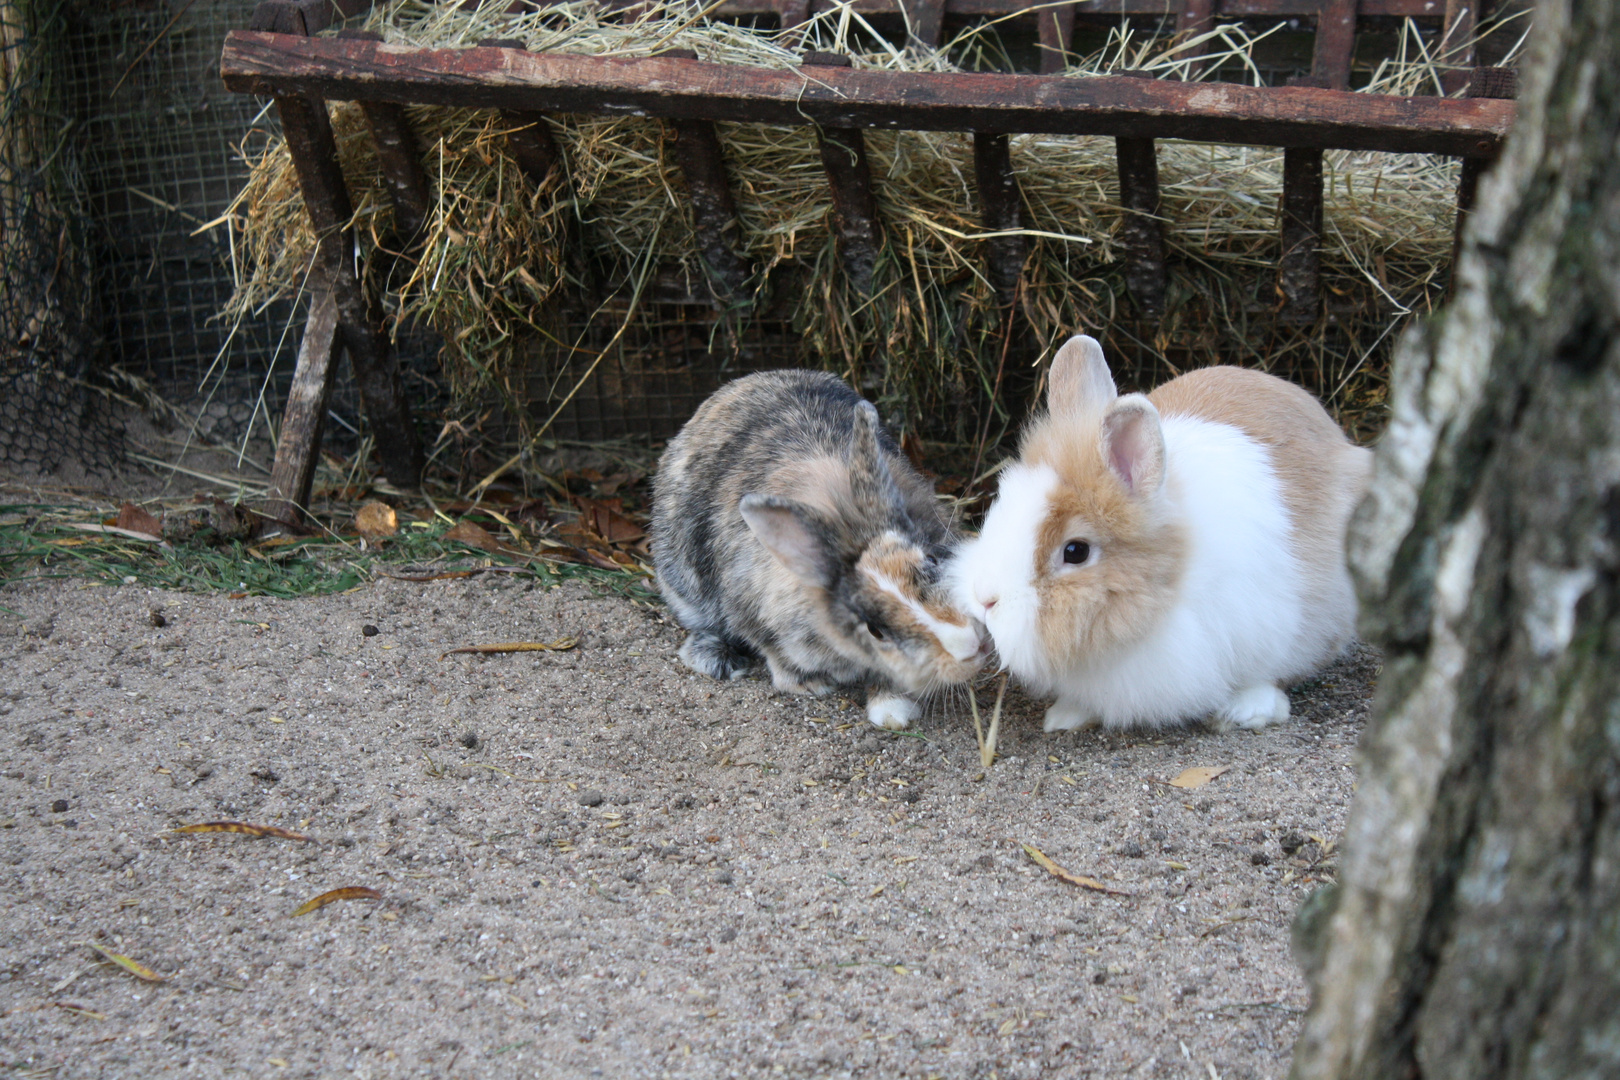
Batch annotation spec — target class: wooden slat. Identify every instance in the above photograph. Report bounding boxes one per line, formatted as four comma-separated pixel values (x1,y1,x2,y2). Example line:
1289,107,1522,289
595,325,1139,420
1438,0,1478,96
668,117,752,300
275,93,424,487
1277,146,1323,324
1175,0,1216,79
1114,137,1166,318
339,28,433,245
805,53,881,296
972,133,1027,303
222,35,1515,158
902,0,945,49
1037,3,1076,75
265,290,340,526
972,132,1036,417
1311,0,1359,90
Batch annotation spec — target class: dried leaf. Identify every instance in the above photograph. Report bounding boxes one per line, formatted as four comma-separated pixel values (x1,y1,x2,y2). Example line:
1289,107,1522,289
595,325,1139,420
52,1001,107,1020
115,503,163,540
440,636,578,660
1168,765,1233,789
1021,842,1134,896
574,496,646,545
292,886,382,916
354,500,399,542
443,520,503,553
173,820,311,842
81,942,166,982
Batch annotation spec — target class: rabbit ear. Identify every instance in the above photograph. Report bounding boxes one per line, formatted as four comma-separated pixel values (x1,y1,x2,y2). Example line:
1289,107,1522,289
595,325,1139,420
1048,335,1117,418
739,494,836,587
1100,395,1166,496
848,400,901,512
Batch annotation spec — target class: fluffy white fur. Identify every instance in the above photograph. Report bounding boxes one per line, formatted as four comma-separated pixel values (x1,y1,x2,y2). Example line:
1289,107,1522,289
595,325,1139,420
951,416,1320,730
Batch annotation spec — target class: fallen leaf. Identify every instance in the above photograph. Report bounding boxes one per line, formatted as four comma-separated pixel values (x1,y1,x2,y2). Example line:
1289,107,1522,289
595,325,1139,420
1020,842,1134,897
81,942,166,982
115,503,163,540
440,636,578,660
354,501,399,543
292,886,382,916
573,496,646,545
1168,765,1232,789
173,821,311,842
52,1001,107,1020
443,520,503,553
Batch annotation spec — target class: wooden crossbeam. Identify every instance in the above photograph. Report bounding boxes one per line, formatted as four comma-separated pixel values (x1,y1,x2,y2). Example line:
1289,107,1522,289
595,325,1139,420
221,34,1514,158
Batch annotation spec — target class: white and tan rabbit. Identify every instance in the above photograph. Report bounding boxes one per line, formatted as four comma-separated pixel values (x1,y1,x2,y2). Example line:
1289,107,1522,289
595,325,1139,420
947,335,1372,731
652,369,986,729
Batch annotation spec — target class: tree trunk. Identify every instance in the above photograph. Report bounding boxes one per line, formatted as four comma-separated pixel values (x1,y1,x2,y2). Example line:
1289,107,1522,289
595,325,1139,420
1289,2,1620,1078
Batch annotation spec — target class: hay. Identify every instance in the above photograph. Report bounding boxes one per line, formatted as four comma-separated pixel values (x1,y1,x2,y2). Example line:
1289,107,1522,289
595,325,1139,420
221,0,1528,447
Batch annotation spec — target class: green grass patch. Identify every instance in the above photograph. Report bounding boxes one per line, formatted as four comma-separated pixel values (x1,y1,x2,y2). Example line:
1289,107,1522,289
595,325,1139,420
0,505,659,605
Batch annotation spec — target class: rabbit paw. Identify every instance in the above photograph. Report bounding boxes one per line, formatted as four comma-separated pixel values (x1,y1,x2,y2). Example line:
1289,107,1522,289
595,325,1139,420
765,657,837,697
866,693,919,730
1211,684,1290,730
1044,700,1102,732
679,632,755,681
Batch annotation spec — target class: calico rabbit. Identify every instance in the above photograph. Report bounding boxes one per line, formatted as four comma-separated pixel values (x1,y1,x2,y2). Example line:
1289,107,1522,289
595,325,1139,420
947,335,1372,731
652,370,986,729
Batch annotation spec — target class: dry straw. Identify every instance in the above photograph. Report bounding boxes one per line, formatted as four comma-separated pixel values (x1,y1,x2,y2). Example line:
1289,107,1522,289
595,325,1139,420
221,0,1527,447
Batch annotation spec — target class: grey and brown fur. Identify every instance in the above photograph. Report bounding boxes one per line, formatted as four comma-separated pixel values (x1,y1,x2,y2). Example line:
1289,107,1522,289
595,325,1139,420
651,370,984,729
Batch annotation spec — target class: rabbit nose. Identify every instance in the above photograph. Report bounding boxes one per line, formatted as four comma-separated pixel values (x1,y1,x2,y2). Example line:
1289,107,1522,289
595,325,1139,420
978,594,999,613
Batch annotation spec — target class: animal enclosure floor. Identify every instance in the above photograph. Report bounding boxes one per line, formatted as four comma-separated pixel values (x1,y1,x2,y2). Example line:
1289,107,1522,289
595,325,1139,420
0,574,1374,1078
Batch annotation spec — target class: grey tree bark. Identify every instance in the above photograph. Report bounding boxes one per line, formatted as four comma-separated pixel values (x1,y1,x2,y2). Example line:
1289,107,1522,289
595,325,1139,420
1289,2,1620,1078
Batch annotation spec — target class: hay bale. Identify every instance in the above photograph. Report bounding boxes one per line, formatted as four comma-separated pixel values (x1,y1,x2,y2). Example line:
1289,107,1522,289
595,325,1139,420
222,0,1529,447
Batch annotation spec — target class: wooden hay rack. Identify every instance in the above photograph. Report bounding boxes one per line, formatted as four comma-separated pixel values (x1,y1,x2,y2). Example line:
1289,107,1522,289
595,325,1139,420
219,0,1517,523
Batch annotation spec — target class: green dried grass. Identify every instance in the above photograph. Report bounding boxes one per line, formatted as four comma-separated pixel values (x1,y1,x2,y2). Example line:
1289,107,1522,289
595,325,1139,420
222,0,1528,445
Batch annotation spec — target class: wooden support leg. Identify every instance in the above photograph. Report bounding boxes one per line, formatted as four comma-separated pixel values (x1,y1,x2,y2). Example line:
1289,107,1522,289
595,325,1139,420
265,290,340,527
1278,147,1324,325
276,93,424,489
667,116,752,302
1037,3,1075,75
805,53,880,296
1115,137,1167,319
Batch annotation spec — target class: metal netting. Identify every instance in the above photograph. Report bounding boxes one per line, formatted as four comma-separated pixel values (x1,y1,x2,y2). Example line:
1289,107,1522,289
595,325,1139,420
0,0,120,478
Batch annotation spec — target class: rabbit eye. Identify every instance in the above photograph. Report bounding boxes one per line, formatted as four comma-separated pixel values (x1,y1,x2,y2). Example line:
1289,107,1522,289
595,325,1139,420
1062,540,1091,565
865,621,888,642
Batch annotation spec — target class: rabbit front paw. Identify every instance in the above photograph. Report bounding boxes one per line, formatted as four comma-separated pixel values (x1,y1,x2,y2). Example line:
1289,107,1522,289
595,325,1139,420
1211,684,1290,731
1043,700,1102,732
866,693,919,730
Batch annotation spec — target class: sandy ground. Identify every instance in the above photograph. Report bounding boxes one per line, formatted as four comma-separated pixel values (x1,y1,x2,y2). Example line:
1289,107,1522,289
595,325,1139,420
0,565,1375,1079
